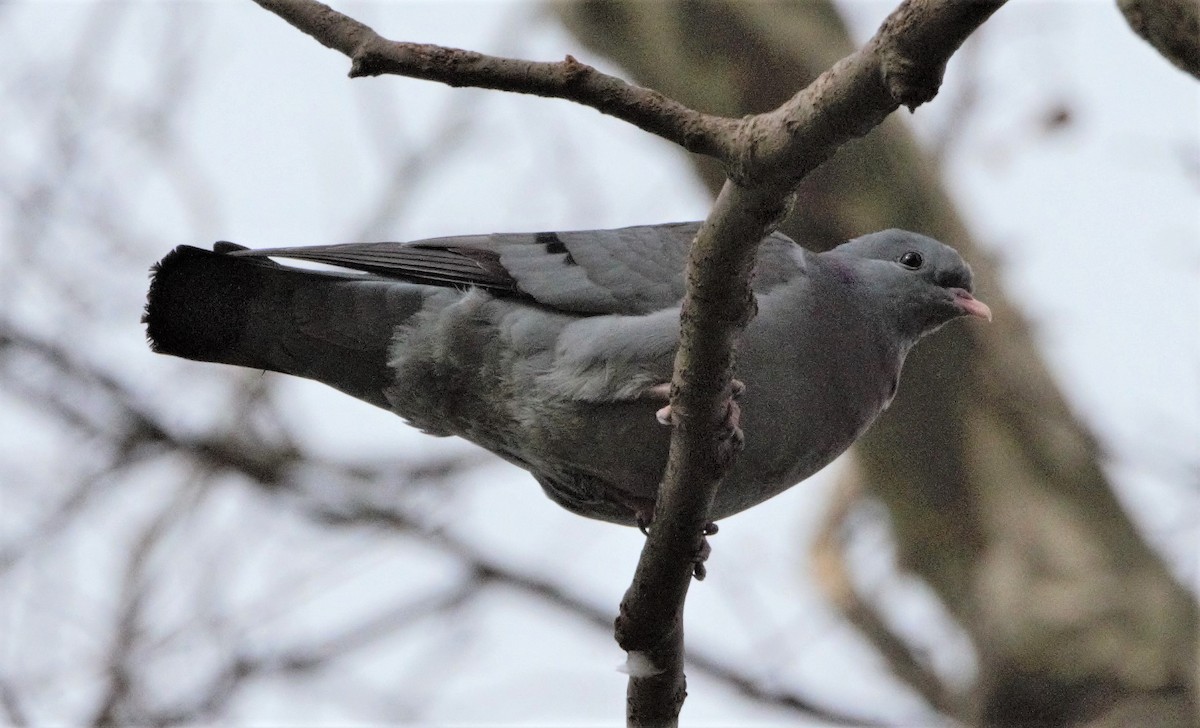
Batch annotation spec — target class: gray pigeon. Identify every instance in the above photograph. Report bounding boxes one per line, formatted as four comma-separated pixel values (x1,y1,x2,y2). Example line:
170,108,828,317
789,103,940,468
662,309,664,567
144,222,990,526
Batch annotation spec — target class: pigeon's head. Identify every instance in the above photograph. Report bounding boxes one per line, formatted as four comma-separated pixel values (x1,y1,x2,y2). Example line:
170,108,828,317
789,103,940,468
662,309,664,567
834,229,992,341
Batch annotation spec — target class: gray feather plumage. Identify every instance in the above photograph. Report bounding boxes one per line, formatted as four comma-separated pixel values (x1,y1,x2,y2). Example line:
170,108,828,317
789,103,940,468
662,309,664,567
144,223,986,525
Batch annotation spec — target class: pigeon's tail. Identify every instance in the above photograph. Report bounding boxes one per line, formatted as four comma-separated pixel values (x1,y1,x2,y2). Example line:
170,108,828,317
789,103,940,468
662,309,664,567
144,243,425,410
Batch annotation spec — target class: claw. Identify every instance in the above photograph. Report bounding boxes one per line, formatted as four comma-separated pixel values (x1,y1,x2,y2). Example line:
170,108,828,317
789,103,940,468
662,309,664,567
692,532,713,580
645,382,674,425
633,511,719,581
720,398,744,462
648,380,745,427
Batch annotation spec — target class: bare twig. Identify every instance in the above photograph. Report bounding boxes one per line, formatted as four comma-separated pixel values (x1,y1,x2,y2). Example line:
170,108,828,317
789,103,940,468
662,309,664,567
250,0,740,160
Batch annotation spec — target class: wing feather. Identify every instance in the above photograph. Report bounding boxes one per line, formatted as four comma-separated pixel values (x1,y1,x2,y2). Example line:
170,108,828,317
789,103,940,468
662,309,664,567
230,242,518,293
220,223,808,316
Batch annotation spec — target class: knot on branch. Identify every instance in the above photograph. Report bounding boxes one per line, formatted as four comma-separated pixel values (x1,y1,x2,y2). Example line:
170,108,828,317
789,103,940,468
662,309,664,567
725,115,778,188
349,42,400,78
560,54,591,88
615,599,680,653
880,50,945,112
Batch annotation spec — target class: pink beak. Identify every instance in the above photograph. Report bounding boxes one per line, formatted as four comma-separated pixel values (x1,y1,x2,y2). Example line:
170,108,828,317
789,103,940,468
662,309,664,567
952,288,993,321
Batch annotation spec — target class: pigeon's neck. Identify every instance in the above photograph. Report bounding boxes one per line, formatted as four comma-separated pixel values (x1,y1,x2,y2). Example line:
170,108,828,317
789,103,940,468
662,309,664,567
818,256,919,366
831,258,924,353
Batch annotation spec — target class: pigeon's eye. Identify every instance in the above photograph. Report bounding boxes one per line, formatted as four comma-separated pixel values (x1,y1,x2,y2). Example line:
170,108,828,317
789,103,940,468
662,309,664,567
898,251,924,269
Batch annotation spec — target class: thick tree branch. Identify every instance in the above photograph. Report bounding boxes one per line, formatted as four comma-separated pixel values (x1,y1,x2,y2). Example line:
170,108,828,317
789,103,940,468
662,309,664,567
250,0,739,159
732,0,1005,186
616,2,1002,722
1117,0,1200,79
615,183,786,725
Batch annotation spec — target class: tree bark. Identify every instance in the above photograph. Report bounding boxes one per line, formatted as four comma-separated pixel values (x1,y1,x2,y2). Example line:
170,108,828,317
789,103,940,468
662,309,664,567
556,2,1198,726
1117,0,1200,79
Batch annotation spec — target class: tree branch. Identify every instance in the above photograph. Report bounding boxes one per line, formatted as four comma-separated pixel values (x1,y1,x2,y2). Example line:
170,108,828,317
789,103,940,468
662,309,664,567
250,0,739,159
732,0,1005,186
1117,0,1200,79
616,2,1002,722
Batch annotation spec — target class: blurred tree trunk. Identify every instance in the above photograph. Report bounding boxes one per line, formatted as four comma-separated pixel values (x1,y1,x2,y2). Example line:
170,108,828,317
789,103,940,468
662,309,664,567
555,2,1197,725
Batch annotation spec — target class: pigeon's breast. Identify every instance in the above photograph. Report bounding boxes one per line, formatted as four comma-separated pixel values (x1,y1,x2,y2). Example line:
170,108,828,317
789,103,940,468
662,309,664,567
709,280,902,519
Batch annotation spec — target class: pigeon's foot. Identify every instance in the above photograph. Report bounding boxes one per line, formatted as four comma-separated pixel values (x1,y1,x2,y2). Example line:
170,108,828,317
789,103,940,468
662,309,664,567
634,510,720,581
635,508,653,536
692,521,719,580
648,379,745,426
643,382,673,424
718,395,745,466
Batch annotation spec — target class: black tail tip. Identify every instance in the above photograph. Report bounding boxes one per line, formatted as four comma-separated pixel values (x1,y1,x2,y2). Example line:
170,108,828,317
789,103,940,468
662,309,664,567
144,245,250,361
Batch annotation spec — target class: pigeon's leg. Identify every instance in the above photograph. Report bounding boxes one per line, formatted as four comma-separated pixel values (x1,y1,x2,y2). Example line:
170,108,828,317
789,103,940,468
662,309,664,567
643,382,673,425
647,379,745,425
636,380,738,579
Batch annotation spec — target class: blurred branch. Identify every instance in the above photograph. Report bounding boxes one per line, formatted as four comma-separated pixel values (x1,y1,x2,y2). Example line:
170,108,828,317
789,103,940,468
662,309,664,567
295,488,877,727
149,580,483,725
811,472,960,719
1,318,500,725
89,482,202,727
1117,0,1200,79
0,319,297,483
0,677,27,728
0,462,115,576
348,87,478,241
2,3,127,262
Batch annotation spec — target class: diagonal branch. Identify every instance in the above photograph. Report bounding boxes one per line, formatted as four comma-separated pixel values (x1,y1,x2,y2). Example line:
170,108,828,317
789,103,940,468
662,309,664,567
812,471,961,719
